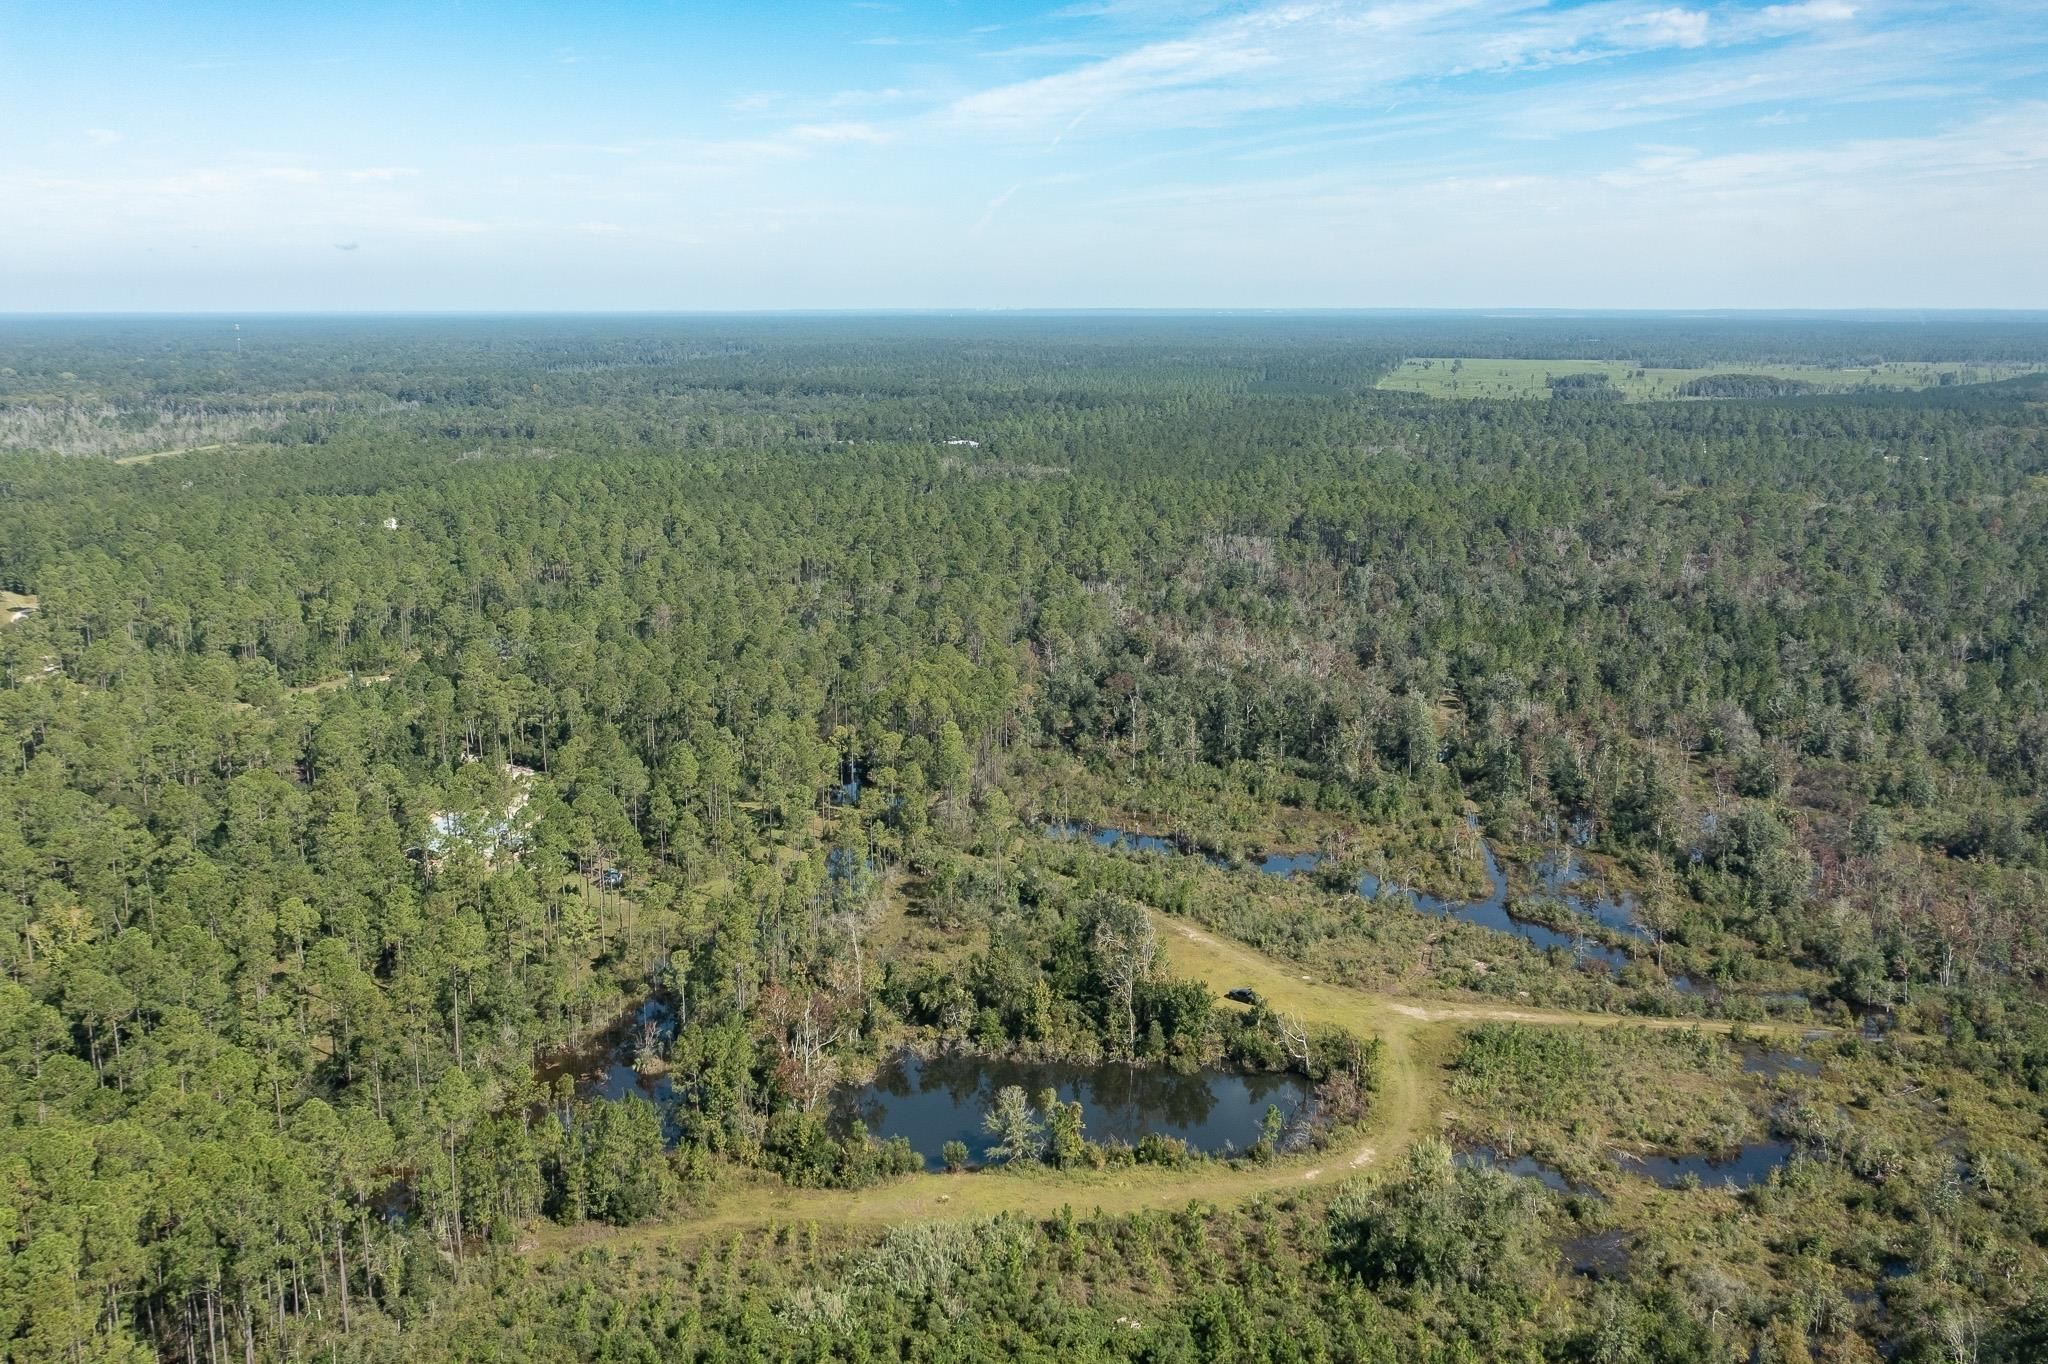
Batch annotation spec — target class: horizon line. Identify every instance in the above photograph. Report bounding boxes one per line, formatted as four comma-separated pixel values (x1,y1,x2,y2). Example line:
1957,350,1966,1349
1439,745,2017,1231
7,307,2048,321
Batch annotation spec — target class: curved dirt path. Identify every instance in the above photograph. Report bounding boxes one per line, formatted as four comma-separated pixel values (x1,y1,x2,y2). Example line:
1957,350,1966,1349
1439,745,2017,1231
527,910,1823,1258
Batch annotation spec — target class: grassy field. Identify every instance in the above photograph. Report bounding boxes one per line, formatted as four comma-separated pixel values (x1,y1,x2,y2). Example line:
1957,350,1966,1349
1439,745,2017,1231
1377,357,2043,401
111,441,229,465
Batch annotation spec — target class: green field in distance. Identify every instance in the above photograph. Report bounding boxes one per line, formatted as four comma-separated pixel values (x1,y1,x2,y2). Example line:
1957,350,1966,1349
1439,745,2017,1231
1376,356,2044,400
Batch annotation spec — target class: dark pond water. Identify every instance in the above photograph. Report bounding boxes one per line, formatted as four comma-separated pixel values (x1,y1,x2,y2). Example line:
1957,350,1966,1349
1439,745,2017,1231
827,1052,1311,1171
1615,1139,1796,1189
1051,823,1193,859
1535,851,1673,940
1739,1044,1821,1079
1560,1229,1632,1278
1051,819,1697,988
1255,850,1326,877
535,998,678,1107
1454,1143,1582,1193
373,1180,415,1227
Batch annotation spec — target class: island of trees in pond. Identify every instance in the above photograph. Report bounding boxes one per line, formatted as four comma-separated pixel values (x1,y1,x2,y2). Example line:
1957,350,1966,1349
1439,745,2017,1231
3,314,2048,1362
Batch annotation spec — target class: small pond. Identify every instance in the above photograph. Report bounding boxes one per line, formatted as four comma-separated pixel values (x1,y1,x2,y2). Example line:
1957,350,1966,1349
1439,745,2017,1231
1560,1229,1633,1278
1454,1143,1582,1193
1052,823,1194,859
1536,852,1651,938
535,998,678,1107
1738,1044,1821,1080
1615,1139,1796,1189
828,1052,1311,1171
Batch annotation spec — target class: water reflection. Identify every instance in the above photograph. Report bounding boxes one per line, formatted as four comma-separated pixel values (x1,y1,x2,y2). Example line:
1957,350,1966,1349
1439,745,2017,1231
1454,1143,1582,1193
1738,1044,1821,1080
828,1052,1310,1171
1255,850,1326,878
534,998,677,1107
1615,1139,1795,1188
1051,819,1695,988
1561,1229,1632,1278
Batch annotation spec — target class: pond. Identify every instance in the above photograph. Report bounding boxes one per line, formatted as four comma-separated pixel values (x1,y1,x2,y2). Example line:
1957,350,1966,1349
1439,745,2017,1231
1560,1228,1633,1278
1454,1143,1582,1193
532,1000,1309,1171
1615,1139,1796,1189
535,998,678,1107
1052,822,1195,859
1536,851,1651,938
827,1052,1311,1171
1738,1044,1821,1080
1051,819,1697,989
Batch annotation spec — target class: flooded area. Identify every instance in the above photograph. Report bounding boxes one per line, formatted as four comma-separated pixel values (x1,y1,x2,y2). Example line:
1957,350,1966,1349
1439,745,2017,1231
533,1007,1309,1173
535,998,678,1107
1051,819,1694,987
1615,1139,1796,1188
1454,1143,1583,1193
1738,1044,1822,1080
827,1051,1310,1171
1560,1229,1633,1278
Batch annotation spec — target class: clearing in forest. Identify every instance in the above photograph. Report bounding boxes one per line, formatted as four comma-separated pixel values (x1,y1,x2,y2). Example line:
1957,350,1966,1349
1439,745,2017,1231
1376,356,2042,401
528,907,1822,1259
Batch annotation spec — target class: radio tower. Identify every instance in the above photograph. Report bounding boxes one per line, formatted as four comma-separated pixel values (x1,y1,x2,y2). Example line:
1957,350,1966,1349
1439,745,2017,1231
234,322,242,355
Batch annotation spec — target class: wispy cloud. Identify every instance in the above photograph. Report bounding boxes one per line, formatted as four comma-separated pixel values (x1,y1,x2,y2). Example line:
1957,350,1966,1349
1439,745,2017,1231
789,121,892,145
4,0,2042,306
944,0,1995,139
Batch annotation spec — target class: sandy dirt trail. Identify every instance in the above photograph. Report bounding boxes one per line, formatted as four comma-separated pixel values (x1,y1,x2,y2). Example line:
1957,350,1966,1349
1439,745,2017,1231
527,909,1823,1258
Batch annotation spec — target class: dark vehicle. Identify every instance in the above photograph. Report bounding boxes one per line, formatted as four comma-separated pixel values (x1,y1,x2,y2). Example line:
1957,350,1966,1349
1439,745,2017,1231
1224,988,1260,1007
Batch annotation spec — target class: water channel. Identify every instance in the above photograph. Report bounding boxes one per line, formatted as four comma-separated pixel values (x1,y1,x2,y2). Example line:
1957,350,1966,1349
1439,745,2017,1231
1051,820,1695,988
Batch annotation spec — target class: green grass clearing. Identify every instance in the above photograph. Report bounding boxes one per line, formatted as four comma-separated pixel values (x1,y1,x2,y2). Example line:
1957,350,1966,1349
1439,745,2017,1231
1377,357,2044,401
113,442,229,465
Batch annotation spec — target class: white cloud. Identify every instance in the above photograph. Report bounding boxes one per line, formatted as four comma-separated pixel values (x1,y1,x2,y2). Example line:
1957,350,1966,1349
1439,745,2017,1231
1631,8,1710,48
789,121,891,144
1760,1,1858,26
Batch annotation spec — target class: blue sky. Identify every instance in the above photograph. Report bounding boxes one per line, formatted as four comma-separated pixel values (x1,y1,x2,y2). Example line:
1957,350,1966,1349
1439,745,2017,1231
2,0,2043,309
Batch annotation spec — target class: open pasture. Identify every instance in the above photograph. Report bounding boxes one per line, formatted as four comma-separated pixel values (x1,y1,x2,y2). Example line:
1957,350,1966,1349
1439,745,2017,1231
1377,355,2043,400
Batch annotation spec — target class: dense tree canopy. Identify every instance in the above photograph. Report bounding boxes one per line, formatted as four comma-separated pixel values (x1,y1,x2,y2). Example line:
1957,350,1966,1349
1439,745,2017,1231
3,315,2047,1362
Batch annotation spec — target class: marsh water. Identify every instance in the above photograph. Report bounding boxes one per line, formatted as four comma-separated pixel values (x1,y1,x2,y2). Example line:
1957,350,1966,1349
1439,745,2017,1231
1458,1137,1798,1192
828,1052,1311,1171
535,997,678,1108
1616,1139,1796,1188
1738,1044,1822,1080
1455,1143,1582,1193
535,1005,1309,1170
1051,820,1695,987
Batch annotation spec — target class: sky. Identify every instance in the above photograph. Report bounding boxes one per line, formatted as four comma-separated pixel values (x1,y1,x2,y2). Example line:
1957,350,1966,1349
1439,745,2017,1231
1,0,2044,310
